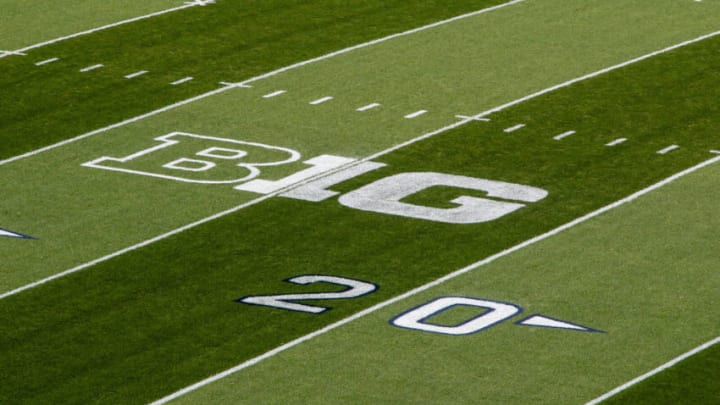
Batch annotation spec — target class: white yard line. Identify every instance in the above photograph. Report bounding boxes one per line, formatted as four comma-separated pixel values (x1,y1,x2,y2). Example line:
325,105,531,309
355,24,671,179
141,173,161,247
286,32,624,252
3,25,720,298
150,153,720,405
585,336,720,404
0,1,207,58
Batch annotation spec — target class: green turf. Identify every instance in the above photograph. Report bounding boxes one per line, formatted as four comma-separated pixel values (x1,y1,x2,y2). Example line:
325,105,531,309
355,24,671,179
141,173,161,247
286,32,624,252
2,15,720,403
3,0,720,294
174,142,720,405
0,0,179,50
0,0,510,161
605,342,720,404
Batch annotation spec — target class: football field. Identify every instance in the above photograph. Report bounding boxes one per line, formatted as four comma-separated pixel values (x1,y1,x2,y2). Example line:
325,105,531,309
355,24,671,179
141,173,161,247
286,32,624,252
1,0,719,403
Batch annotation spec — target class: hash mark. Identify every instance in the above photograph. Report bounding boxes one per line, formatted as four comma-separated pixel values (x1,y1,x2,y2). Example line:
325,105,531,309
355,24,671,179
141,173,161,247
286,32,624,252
657,145,679,155
606,138,627,146
553,130,576,140
171,77,194,85
357,103,380,112
263,90,286,98
125,70,148,79
35,57,59,66
405,110,428,119
80,64,104,72
504,124,526,133
309,96,333,105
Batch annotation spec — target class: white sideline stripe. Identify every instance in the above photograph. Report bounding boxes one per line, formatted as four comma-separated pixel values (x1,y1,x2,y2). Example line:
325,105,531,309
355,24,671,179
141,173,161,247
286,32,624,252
125,70,148,79
79,64,104,72
553,130,576,140
1,22,719,295
0,2,202,58
404,110,428,119
504,123,525,133
606,138,627,146
171,76,194,85
262,90,286,98
35,57,59,66
657,144,679,155
150,153,720,405
236,0,527,86
357,103,380,111
585,336,720,404
309,96,333,105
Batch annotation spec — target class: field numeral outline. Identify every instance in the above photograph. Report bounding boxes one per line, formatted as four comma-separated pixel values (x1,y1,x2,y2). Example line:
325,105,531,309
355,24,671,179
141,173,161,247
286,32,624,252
237,275,378,314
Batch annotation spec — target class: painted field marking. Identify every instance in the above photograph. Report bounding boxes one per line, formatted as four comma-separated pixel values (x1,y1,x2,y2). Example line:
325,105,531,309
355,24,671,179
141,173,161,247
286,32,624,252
606,138,627,146
4,25,720,298
585,336,720,404
405,110,428,119
309,96,333,105
657,144,680,155
35,57,59,66
456,115,490,122
125,70,148,79
0,1,210,59
150,153,720,405
0,50,26,57
263,90,286,99
219,81,252,89
357,103,381,112
79,64,104,72
504,123,525,133
171,77,194,85
553,130,576,140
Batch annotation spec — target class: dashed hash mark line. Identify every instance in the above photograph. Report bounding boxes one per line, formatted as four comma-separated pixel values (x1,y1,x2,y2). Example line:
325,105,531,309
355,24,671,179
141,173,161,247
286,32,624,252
504,123,526,133
657,145,680,155
263,90,286,99
171,77,194,85
309,96,333,105
357,103,381,112
553,130,575,140
606,138,627,147
35,57,59,66
79,64,104,72
125,70,148,79
405,110,428,119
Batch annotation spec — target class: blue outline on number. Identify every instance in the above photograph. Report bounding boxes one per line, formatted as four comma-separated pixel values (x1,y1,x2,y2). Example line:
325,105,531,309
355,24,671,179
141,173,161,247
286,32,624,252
389,296,524,335
236,274,379,314
514,313,606,333
0,228,36,240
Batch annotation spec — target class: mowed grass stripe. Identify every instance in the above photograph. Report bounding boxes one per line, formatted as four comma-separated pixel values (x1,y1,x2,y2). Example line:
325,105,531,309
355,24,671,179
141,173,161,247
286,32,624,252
2,30,720,403
0,0,509,160
174,144,720,405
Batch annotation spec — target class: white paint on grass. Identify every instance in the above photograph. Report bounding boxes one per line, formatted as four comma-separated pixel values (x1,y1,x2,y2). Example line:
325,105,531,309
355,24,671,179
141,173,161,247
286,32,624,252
357,103,381,112
218,81,252,88
585,336,720,404
149,154,720,404
124,70,148,79
79,64,103,72
35,57,59,66
404,110,428,119
606,138,627,146
553,130,575,140
504,123,525,133
170,76,194,85
657,144,679,155
0,1,211,59
309,96,333,105
262,90,286,99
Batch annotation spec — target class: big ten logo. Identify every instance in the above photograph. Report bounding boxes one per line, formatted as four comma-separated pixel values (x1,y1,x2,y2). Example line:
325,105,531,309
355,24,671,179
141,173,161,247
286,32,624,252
82,132,303,184
84,132,549,224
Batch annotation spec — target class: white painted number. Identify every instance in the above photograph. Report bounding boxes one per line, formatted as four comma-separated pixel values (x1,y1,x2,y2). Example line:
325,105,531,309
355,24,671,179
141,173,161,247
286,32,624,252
391,296,521,335
238,275,377,314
